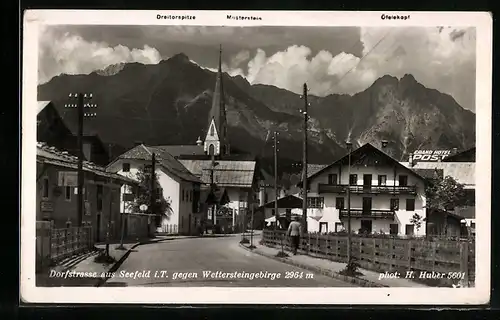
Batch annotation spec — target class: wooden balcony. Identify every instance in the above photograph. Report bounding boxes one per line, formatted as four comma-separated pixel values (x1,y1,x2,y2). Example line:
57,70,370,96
339,209,395,219
318,184,417,195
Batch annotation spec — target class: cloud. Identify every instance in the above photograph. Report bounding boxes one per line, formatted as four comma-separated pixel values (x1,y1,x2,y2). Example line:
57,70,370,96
225,27,476,110
38,25,476,110
38,26,161,84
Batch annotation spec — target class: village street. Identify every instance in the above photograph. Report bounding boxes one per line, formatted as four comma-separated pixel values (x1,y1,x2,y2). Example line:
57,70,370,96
102,235,355,287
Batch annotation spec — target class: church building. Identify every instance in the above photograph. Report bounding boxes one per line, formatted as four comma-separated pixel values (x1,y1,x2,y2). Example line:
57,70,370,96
153,46,260,233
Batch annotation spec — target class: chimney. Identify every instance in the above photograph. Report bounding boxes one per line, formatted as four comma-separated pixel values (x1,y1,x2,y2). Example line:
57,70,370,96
452,147,458,155
409,153,414,167
381,140,388,149
196,136,203,146
134,141,143,146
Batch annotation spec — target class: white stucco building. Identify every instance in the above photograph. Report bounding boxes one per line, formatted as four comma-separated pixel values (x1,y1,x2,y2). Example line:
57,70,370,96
302,143,429,236
106,144,203,235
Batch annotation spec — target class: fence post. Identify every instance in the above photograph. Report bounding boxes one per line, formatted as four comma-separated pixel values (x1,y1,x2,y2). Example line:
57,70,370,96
460,241,469,287
389,237,394,271
372,238,376,267
408,240,412,271
307,233,311,255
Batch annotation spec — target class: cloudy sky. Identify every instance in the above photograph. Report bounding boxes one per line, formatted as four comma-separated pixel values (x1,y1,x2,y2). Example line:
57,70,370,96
38,25,476,111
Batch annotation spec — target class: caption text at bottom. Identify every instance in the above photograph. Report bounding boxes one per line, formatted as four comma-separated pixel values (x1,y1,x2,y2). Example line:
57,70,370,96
49,270,315,280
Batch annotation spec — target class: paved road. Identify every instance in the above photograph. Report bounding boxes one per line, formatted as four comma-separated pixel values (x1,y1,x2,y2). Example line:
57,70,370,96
103,236,355,287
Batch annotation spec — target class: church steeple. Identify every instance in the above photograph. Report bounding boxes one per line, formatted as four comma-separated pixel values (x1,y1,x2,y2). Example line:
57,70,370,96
204,44,229,156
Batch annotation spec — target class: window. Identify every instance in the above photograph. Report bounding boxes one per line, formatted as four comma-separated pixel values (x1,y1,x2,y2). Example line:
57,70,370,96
390,224,398,235
42,178,49,198
399,175,408,187
335,222,343,232
335,197,345,209
209,144,215,156
390,198,399,210
405,224,414,236
156,187,162,199
181,190,185,202
210,124,214,136
97,185,103,211
406,198,415,211
307,197,324,209
264,192,268,203
378,175,387,186
328,174,338,185
271,209,276,216
471,222,476,229
122,163,130,172
190,190,193,202
349,174,357,185
319,222,328,233
65,186,72,201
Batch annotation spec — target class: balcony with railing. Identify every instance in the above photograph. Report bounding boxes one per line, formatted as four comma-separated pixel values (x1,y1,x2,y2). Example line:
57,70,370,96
339,209,395,219
318,184,417,195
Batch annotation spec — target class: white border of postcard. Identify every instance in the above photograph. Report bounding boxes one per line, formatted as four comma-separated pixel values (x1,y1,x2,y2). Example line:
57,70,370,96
21,10,492,305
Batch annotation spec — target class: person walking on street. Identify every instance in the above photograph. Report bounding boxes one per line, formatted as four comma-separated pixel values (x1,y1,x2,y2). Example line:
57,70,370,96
287,216,302,255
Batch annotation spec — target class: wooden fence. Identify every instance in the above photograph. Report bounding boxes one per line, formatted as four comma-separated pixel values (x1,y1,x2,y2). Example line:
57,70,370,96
262,230,475,287
36,222,94,272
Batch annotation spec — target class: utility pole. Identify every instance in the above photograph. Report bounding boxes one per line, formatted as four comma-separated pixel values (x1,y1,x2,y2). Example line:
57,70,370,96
273,131,279,229
149,152,156,237
65,93,97,227
300,83,309,234
346,141,353,264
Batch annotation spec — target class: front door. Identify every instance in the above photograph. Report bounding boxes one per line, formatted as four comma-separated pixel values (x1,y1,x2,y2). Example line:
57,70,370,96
360,220,372,234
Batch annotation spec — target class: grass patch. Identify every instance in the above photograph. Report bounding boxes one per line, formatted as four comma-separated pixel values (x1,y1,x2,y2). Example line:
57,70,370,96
248,245,257,250
339,259,364,277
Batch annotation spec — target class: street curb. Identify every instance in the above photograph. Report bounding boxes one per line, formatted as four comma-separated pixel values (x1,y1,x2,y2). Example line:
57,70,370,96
239,244,388,288
94,242,142,287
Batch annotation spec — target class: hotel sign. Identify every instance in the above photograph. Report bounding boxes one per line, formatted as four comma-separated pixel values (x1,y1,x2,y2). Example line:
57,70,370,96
413,150,452,162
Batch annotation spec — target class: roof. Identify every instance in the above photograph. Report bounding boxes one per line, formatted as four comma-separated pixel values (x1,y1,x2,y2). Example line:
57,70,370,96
179,159,256,188
37,142,136,184
443,147,476,162
111,144,202,183
400,161,475,187
38,101,52,114
304,143,426,184
152,145,205,158
455,206,475,219
257,195,303,210
308,164,328,178
208,46,226,139
412,168,444,180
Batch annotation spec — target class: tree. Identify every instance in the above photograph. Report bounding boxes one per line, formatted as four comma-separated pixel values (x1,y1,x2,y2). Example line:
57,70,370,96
425,175,468,236
128,168,173,227
410,213,424,233
426,175,468,211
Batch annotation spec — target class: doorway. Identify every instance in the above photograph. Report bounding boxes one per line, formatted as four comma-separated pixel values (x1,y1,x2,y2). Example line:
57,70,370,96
360,220,372,234
363,174,372,190
362,197,372,214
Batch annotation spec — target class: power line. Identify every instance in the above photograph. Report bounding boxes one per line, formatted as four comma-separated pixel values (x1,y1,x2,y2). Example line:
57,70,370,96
334,30,393,88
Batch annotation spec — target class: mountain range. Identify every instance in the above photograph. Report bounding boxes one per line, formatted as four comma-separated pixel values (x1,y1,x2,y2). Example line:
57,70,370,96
37,53,476,171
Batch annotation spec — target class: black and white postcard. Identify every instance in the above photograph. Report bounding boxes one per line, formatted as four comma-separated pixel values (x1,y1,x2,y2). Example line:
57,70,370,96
21,10,492,304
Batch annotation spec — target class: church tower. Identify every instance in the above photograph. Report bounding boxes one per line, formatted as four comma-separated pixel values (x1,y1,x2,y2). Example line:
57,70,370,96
204,45,230,157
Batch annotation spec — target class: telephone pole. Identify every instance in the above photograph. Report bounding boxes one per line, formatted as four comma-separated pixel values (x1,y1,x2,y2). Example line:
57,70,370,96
300,83,309,233
150,152,156,236
65,93,97,227
273,131,279,229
